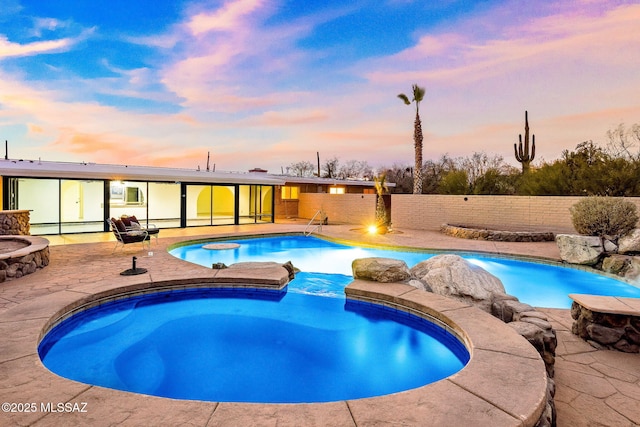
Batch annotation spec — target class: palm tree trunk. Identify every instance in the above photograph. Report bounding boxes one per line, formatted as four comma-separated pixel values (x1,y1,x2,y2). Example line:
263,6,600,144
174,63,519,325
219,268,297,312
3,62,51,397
413,111,423,194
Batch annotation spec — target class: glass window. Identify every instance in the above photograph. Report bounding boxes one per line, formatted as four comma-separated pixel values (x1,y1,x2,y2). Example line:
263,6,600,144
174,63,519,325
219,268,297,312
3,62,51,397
109,181,148,221
281,186,299,200
16,178,60,234
186,184,236,226
148,183,181,228
329,187,345,194
239,185,273,224
212,186,235,225
60,180,104,233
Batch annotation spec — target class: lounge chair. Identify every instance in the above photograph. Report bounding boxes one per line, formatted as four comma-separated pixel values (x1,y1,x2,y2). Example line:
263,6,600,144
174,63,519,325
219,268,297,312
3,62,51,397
119,215,160,243
107,218,150,252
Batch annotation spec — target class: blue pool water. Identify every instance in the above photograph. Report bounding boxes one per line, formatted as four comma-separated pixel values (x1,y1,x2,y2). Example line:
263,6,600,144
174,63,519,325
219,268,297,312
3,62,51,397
169,235,640,308
39,289,469,403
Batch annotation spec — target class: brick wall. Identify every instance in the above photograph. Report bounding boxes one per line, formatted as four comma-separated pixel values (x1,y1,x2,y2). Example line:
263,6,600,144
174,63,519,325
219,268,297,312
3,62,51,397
299,193,377,226
296,194,640,233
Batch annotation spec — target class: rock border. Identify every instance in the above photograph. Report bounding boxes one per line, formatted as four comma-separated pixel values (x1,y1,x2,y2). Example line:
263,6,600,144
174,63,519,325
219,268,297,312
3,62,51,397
441,224,555,242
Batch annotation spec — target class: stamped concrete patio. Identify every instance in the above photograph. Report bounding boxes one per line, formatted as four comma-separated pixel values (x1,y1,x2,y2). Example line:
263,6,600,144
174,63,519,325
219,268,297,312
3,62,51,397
0,222,638,426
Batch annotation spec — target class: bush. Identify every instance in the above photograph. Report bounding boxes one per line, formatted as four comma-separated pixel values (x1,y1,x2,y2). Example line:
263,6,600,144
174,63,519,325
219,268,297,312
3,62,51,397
570,197,638,237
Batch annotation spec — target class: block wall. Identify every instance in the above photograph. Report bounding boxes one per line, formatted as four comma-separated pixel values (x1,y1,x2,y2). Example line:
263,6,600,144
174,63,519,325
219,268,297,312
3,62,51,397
297,194,640,233
299,193,377,226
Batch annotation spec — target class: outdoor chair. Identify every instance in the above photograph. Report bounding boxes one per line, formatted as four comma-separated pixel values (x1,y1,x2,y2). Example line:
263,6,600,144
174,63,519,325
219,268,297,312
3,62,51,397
119,215,160,243
107,218,150,252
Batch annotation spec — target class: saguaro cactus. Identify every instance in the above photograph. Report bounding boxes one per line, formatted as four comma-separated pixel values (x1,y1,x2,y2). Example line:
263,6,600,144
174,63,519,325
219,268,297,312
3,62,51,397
514,111,536,173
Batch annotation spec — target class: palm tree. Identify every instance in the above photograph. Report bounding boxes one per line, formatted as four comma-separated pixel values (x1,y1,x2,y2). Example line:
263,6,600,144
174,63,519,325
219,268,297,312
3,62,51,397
398,84,426,194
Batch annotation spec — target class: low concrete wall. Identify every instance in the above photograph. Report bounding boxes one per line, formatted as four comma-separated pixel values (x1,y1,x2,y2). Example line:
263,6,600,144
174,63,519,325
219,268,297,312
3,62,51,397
298,194,640,233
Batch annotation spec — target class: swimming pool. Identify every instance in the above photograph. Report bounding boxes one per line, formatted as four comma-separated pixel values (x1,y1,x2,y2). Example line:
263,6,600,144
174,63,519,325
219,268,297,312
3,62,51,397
169,235,640,308
38,288,469,403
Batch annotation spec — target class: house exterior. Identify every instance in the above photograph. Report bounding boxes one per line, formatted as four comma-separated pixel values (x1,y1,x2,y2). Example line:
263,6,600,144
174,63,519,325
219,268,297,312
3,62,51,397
0,159,386,235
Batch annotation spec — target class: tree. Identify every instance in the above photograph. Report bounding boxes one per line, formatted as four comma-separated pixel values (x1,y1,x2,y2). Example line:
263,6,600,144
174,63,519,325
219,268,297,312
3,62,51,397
337,160,373,180
459,152,505,189
398,84,426,194
287,161,315,177
381,164,413,193
438,170,469,194
517,140,640,196
321,157,340,178
606,123,640,160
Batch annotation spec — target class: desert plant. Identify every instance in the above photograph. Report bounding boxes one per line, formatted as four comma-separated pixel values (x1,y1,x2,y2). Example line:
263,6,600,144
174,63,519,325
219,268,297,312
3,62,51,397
569,196,638,238
374,173,390,232
514,111,536,173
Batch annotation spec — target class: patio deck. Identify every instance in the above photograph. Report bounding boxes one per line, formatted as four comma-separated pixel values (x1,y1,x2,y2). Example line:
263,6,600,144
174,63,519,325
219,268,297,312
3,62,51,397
0,222,638,426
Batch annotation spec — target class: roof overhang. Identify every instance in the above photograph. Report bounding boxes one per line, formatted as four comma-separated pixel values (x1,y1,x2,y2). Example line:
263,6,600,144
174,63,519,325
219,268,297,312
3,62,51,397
0,159,286,185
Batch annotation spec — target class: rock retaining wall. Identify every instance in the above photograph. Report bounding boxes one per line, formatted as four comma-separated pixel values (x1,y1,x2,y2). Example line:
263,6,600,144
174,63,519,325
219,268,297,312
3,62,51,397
0,210,31,235
571,302,640,353
492,294,557,426
441,224,555,242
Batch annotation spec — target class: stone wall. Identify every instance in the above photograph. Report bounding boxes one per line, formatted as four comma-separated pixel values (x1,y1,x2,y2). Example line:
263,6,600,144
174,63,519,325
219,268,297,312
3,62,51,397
297,194,640,233
571,303,640,353
0,210,31,235
492,295,557,426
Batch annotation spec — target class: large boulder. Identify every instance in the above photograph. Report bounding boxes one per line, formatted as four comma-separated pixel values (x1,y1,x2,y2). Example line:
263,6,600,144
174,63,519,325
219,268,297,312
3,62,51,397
555,234,603,265
410,254,505,312
618,229,640,254
352,257,411,283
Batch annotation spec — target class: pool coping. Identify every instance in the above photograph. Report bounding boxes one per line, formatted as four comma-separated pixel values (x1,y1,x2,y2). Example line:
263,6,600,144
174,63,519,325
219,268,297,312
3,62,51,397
6,273,548,426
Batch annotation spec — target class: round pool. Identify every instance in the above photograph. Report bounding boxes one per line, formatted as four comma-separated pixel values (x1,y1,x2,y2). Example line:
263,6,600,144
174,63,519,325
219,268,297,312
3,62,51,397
39,288,469,403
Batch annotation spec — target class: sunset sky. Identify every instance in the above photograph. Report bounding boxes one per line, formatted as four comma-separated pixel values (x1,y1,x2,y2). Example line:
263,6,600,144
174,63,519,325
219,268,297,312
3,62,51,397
1,0,639,174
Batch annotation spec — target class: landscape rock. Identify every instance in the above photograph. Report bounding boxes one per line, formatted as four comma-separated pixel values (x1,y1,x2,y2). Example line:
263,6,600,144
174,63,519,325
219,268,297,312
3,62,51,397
602,255,633,275
555,234,603,265
406,278,432,292
352,257,411,283
618,229,640,254
603,239,618,253
493,299,535,323
410,254,505,312
508,321,544,349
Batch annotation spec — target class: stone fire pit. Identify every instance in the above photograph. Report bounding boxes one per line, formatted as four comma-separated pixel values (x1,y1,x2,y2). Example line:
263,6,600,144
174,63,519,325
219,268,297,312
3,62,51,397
0,236,50,282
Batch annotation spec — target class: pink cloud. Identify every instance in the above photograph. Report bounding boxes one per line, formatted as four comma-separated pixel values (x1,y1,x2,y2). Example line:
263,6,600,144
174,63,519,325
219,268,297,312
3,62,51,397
187,0,267,35
256,110,329,126
0,27,94,58
365,3,640,87
0,35,73,58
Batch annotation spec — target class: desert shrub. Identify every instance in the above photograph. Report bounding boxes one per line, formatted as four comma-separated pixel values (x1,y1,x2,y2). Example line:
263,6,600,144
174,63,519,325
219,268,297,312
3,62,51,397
570,197,638,237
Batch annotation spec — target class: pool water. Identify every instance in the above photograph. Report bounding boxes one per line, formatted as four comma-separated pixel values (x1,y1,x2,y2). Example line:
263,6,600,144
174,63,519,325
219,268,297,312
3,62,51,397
169,235,640,308
39,289,469,403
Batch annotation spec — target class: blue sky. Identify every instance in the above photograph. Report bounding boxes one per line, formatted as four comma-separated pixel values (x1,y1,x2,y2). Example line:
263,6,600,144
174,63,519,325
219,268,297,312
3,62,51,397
1,0,639,173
